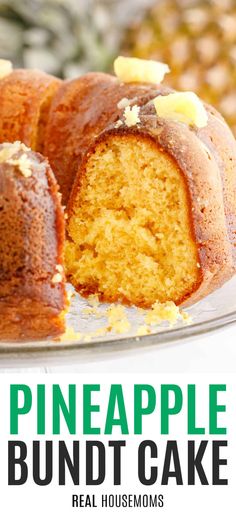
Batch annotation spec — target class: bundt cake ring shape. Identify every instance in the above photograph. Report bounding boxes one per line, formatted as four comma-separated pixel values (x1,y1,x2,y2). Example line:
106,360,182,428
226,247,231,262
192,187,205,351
0,57,235,316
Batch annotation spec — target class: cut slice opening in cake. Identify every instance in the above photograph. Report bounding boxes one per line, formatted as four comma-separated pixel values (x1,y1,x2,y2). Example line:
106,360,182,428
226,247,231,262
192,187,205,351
66,133,201,307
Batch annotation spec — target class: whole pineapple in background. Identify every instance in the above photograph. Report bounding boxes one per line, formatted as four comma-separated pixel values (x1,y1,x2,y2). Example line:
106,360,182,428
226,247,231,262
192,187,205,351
0,0,153,78
123,0,236,136
0,0,115,77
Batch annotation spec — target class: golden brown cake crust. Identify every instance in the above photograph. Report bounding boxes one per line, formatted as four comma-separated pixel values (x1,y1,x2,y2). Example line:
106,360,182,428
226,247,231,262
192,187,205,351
0,143,66,340
44,72,171,204
0,69,61,150
140,100,236,303
68,86,236,307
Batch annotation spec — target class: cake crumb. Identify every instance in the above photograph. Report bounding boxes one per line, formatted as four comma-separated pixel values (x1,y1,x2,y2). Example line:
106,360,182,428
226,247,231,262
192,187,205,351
124,105,140,127
137,325,151,336
60,298,191,346
109,318,131,334
181,311,192,325
144,300,192,327
145,300,180,326
106,304,131,334
52,273,63,284
60,326,82,342
93,326,109,337
106,304,126,323
8,154,32,177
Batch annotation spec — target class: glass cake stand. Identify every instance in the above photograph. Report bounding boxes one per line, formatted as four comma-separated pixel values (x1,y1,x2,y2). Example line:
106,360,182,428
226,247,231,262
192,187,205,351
0,276,235,362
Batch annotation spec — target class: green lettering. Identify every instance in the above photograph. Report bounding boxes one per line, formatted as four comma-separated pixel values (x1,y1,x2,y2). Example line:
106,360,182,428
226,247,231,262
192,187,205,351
161,384,183,434
188,385,205,434
53,384,76,434
105,385,128,434
134,384,156,434
83,384,100,434
10,384,32,434
209,384,227,435
37,385,45,435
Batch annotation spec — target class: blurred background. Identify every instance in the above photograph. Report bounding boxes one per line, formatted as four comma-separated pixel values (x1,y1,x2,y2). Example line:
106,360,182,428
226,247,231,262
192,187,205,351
0,0,236,134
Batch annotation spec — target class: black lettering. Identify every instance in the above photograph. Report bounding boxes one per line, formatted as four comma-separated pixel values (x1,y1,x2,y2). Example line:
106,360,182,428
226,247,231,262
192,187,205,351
108,440,126,485
33,440,53,486
8,441,28,485
86,441,105,485
161,441,183,485
138,440,158,486
213,441,228,485
72,495,78,507
188,440,209,485
59,441,79,485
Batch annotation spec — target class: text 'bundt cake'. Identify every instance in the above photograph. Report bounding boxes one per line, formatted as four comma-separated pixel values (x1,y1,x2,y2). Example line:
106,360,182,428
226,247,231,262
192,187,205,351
0,142,67,340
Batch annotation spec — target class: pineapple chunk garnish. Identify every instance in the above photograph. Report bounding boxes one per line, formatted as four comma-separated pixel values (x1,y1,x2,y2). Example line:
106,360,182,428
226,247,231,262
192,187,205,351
153,91,208,128
114,56,170,84
124,105,140,127
0,59,12,79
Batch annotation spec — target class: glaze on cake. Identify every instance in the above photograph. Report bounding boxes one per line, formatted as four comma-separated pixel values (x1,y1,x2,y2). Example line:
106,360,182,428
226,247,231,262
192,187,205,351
0,69,61,152
64,72,236,307
0,142,67,340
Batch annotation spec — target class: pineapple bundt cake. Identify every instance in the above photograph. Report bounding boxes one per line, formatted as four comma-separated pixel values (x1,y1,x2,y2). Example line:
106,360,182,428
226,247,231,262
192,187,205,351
0,56,235,325
0,142,67,340
0,60,61,152
65,58,236,308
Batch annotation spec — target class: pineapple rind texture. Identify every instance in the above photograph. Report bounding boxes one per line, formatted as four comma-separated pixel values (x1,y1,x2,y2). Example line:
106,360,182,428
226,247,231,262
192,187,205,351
124,0,236,136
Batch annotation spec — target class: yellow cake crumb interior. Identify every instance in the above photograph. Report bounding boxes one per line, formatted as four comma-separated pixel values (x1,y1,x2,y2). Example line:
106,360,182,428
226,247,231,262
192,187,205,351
66,134,199,307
